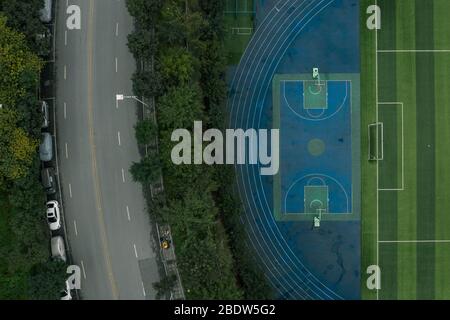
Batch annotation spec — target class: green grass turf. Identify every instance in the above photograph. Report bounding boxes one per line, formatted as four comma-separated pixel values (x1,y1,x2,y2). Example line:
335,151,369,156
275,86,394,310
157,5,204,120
224,15,254,65
223,1,255,65
360,0,378,300
361,0,450,300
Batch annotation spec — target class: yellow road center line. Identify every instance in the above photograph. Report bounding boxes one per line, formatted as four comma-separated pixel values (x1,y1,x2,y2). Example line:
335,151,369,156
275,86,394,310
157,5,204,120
87,0,119,299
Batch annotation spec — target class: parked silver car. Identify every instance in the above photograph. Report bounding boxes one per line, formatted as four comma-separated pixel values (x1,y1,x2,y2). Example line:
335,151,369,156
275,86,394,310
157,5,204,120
51,236,67,262
39,132,53,162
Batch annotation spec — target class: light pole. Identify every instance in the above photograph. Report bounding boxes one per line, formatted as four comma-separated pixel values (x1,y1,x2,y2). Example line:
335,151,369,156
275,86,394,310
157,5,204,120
116,94,152,111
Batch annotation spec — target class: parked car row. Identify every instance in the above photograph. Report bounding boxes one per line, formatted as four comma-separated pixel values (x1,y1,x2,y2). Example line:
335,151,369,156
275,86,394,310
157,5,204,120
38,100,72,300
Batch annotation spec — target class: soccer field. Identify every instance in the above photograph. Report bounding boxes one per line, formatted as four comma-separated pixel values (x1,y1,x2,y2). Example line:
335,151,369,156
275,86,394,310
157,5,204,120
361,0,450,299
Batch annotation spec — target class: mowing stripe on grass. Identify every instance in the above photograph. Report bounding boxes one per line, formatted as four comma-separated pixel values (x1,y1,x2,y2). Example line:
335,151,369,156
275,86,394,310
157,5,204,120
433,0,450,299
395,0,418,299
415,0,435,300
360,0,378,300
377,0,398,300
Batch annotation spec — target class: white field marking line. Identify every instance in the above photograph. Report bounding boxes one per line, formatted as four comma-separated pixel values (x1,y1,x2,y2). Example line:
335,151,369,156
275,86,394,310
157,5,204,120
375,0,379,301
115,23,119,36
64,65,67,80
121,168,125,183
141,282,146,297
378,49,450,53
64,102,67,119
80,260,87,279
377,102,404,191
68,183,73,198
126,205,131,221
73,220,78,236
115,57,118,73
133,244,138,258
117,131,121,146
64,30,67,46
65,143,69,159
379,240,450,243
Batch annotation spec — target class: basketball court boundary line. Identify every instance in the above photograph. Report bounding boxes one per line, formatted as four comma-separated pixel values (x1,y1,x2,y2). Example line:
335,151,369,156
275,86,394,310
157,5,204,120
282,79,350,122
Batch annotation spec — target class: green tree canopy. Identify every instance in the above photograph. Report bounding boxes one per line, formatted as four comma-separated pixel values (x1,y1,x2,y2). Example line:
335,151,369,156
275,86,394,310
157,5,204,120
0,15,42,107
130,152,162,185
158,84,204,131
0,109,38,186
135,119,158,145
159,47,196,87
132,70,162,98
127,27,158,60
0,0,50,56
28,259,67,300
126,0,162,29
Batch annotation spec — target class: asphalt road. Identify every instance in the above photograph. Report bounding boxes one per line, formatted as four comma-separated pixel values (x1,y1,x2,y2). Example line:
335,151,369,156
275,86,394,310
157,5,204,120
56,0,160,299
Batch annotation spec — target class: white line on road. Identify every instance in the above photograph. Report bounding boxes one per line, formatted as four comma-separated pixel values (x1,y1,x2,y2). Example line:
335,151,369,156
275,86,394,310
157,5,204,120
115,23,119,36
115,57,118,73
64,65,67,80
133,244,138,258
64,102,67,119
121,168,125,183
65,143,69,159
117,131,121,146
142,282,146,297
74,220,78,236
64,30,67,46
80,260,87,279
68,183,72,198
126,206,131,221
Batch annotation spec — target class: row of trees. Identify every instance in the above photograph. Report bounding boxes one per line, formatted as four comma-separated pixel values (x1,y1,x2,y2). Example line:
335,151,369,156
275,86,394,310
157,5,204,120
126,0,272,299
0,1,67,299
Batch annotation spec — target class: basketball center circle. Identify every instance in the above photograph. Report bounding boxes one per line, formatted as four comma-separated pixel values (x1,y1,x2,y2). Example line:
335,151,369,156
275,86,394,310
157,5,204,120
308,138,325,156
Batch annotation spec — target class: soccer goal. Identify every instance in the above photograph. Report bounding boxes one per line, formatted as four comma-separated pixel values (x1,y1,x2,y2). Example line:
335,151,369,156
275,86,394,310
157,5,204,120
231,27,253,35
368,122,383,161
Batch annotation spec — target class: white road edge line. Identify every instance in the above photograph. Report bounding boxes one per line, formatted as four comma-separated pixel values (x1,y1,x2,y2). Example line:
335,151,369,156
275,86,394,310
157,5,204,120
80,260,87,279
126,205,131,221
74,220,78,236
68,183,72,198
133,244,138,258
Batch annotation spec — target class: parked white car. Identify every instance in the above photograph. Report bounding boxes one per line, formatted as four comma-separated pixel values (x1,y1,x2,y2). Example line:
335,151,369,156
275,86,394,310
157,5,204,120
46,200,61,231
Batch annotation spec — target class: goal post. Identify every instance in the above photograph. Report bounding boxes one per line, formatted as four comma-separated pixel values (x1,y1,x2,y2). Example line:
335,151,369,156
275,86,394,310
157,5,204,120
368,122,383,161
